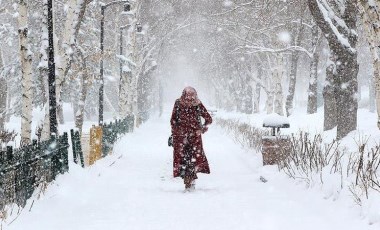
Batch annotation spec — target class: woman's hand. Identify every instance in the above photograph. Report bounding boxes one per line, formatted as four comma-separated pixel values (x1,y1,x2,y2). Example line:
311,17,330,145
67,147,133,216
196,126,208,136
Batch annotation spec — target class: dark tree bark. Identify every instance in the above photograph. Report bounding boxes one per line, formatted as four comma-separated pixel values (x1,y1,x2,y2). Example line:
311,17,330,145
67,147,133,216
307,24,320,114
308,0,359,139
323,60,337,130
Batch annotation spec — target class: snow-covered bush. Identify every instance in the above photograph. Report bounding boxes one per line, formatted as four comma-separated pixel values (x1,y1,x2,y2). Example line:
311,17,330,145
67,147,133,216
215,117,268,151
217,118,380,224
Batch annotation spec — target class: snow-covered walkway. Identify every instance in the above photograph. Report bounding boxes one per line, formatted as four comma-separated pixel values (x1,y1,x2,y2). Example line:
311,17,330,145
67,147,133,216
6,115,376,230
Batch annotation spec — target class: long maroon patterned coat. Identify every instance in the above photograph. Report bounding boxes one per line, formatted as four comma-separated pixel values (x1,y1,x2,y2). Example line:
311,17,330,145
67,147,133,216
170,99,213,178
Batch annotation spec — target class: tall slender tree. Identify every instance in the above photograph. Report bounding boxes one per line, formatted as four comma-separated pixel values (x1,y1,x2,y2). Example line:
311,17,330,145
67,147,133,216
307,23,320,114
358,1,380,128
0,48,6,131
18,0,33,145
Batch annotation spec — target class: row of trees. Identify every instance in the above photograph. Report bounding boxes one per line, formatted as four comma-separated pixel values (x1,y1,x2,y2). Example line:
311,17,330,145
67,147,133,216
0,0,160,146
148,0,379,140
0,0,380,141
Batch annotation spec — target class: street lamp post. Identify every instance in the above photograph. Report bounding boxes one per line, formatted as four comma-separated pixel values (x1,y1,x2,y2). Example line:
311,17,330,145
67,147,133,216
48,0,57,136
99,0,131,126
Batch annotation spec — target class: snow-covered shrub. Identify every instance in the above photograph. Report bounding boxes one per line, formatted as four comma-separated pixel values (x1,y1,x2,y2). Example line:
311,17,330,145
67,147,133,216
216,118,380,223
214,117,269,151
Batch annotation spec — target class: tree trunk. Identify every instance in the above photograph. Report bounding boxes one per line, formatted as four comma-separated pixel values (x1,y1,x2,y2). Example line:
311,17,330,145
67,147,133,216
358,1,380,126
0,79,6,132
266,91,274,114
18,0,33,145
285,19,304,117
0,49,6,131
369,76,376,113
6,88,10,122
323,61,336,131
56,0,88,125
254,62,262,113
75,71,88,134
307,53,319,114
158,80,163,117
308,0,358,139
274,55,284,116
40,0,50,141
244,84,253,114
307,24,320,114
55,0,77,125
334,51,359,140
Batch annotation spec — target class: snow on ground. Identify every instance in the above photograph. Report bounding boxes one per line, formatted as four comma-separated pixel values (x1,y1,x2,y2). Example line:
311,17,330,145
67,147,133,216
4,110,378,230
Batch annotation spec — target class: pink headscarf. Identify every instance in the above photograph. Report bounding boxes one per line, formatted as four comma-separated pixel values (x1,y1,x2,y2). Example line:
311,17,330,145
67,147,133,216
180,86,201,107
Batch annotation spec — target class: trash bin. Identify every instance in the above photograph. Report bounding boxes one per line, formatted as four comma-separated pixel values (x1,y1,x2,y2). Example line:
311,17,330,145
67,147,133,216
262,113,291,165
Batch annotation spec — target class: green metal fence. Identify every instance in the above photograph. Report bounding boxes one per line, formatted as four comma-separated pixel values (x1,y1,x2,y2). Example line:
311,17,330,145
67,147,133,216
0,133,69,209
102,115,134,157
70,129,85,168
0,116,135,209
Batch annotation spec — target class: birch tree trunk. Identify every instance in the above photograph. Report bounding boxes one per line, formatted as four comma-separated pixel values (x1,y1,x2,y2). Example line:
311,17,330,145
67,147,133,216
75,51,89,134
40,0,50,141
18,0,33,145
358,1,380,127
308,0,359,139
307,24,320,114
56,0,87,124
0,48,6,131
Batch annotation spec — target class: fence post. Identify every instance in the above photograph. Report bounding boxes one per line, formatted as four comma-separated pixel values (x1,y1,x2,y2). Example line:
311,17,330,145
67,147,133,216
26,140,38,199
70,129,78,164
75,131,85,168
6,145,13,163
15,147,27,207
50,135,58,181
0,146,13,208
62,132,69,173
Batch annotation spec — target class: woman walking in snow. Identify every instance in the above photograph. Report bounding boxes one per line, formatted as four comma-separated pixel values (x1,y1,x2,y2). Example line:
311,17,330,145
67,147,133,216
170,86,213,191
